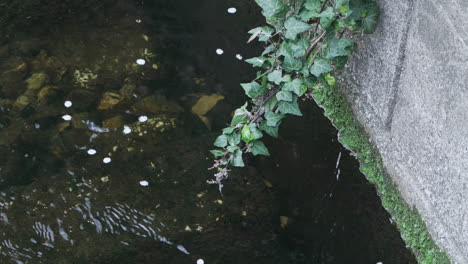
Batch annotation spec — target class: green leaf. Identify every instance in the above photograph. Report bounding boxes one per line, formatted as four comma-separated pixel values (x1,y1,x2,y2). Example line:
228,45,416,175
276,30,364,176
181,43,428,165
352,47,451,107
214,135,228,147
304,0,321,11
283,54,303,73
264,96,278,112
241,81,265,98
310,58,332,77
267,70,283,85
317,7,337,29
231,104,249,126
250,140,270,156
260,121,279,138
276,90,293,102
223,127,236,134
324,73,336,86
325,38,353,58
362,4,379,33
284,17,312,40
231,149,245,167
265,111,285,127
289,43,306,58
245,57,267,67
332,56,348,69
299,9,319,21
227,132,241,145
249,124,263,140
241,124,256,143
248,26,275,42
226,145,240,152
210,149,225,157
283,78,305,96
261,44,276,56
255,0,283,17
278,100,303,116
231,115,248,126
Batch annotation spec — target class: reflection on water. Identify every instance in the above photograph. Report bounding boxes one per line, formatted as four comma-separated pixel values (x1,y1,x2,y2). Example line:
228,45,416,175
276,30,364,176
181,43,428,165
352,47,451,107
0,0,416,263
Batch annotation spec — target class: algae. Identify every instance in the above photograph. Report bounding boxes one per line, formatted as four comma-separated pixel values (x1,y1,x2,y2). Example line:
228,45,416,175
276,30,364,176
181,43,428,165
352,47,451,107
312,84,451,264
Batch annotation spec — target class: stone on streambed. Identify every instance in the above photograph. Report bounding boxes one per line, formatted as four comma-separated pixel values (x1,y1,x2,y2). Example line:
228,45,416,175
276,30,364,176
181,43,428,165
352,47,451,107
36,85,60,105
132,95,183,114
25,73,48,91
97,92,123,110
103,115,125,129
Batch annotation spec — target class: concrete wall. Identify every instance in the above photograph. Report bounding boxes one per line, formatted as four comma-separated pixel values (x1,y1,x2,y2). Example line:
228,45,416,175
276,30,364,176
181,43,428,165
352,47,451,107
340,0,468,263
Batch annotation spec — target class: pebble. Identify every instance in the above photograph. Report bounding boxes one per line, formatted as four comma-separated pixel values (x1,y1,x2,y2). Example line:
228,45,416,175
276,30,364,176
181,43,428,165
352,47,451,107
216,49,224,55
103,157,112,164
136,59,146,65
197,259,204,264
227,7,237,14
64,101,73,108
62,115,72,121
235,54,243,60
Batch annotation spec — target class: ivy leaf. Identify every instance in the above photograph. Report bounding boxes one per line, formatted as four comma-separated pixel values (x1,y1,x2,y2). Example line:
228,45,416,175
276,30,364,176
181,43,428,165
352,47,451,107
264,96,278,112
241,124,256,143
304,0,321,11
284,17,312,40
241,81,265,98
231,103,249,126
262,44,276,56
289,43,306,58
260,121,280,138
210,149,225,157
231,115,248,126
227,132,241,145
276,91,293,102
249,124,263,140
283,54,303,73
324,73,336,86
223,127,236,135
332,56,348,69
283,78,304,96
231,149,245,167
255,0,283,17
278,100,303,116
362,3,379,33
310,58,332,77
245,56,267,67
250,140,270,156
226,145,240,152
325,38,353,58
267,70,283,85
299,9,319,21
317,7,337,29
248,26,275,42
265,111,285,127
335,0,349,7
214,135,228,147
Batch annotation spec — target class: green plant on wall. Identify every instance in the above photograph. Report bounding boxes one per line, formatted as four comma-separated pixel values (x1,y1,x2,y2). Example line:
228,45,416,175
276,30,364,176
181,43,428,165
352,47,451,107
208,0,379,191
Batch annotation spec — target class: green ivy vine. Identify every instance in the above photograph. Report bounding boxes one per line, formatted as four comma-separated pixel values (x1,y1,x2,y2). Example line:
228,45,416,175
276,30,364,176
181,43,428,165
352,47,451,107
208,0,379,191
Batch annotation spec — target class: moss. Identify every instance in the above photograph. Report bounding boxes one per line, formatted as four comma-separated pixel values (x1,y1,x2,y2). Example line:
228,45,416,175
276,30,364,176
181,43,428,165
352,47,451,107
311,84,451,264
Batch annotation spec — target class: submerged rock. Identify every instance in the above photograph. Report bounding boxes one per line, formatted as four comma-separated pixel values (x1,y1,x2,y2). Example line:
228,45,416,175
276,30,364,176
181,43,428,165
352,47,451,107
103,115,124,129
36,85,60,105
97,92,123,110
132,95,183,114
25,73,48,91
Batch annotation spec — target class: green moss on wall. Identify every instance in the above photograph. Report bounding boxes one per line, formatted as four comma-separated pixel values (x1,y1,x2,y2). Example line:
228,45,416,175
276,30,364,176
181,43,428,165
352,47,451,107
312,84,451,264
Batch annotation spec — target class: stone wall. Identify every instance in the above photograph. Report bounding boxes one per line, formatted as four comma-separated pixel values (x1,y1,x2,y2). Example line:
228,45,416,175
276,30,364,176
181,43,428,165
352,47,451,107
340,0,468,263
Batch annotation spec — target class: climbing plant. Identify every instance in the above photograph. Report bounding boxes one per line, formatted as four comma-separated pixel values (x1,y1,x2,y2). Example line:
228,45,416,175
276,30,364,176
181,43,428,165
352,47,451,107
208,0,379,191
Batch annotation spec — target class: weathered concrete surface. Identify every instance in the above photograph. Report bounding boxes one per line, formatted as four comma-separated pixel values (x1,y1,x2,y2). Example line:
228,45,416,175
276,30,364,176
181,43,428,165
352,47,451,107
340,0,468,263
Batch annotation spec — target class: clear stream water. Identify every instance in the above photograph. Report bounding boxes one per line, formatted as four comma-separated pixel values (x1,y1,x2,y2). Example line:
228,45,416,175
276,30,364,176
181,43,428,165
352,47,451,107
0,0,416,263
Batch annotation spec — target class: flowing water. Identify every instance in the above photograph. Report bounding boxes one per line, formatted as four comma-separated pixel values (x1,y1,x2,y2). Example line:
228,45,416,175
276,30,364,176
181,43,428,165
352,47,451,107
0,0,417,263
